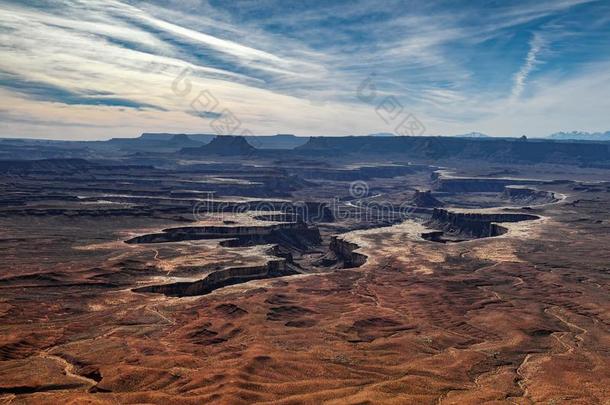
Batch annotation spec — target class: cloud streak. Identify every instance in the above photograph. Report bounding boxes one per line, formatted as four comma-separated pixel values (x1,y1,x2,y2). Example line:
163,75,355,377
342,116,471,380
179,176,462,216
511,33,546,100
0,0,608,139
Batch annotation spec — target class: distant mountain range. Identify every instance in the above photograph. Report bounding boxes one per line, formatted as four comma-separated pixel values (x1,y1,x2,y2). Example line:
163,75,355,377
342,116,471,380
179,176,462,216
367,132,397,137
548,131,610,141
365,132,491,138
452,132,491,138
448,131,610,140
139,130,571,145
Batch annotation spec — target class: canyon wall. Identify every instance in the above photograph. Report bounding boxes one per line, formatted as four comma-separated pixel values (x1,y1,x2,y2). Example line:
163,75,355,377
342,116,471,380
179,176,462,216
502,186,557,204
427,208,539,239
124,222,310,244
133,259,292,297
329,237,367,268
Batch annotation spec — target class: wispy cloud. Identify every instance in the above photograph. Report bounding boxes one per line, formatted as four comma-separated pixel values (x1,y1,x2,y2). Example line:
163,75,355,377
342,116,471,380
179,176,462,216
0,0,609,139
511,33,546,100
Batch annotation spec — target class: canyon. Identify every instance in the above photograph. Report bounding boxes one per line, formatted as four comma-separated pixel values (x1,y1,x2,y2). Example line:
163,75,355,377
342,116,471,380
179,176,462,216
0,135,609,404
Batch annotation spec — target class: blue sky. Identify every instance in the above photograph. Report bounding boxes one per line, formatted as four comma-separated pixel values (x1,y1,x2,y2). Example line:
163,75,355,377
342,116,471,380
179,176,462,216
1,0,609,139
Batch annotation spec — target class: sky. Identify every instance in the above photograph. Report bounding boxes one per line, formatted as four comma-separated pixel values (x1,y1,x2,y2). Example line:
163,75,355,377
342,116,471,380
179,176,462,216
1,0,609,140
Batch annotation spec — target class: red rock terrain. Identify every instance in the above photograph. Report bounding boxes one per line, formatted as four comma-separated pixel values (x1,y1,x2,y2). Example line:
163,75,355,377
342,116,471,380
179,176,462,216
0,159,609,404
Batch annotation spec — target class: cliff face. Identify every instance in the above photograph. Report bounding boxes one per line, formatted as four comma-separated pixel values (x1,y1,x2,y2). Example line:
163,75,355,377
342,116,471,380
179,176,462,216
328,237,367,268
125,222,320,248
133,259,294,297
502,186,557,204
426,208,539,239
219,227,321,252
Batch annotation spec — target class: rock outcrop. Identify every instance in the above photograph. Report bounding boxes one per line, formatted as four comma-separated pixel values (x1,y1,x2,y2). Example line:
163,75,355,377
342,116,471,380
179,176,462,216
424,208,539,240
501,186,557,204
181,135,256,156
411,190,444,207
327,237,367,268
